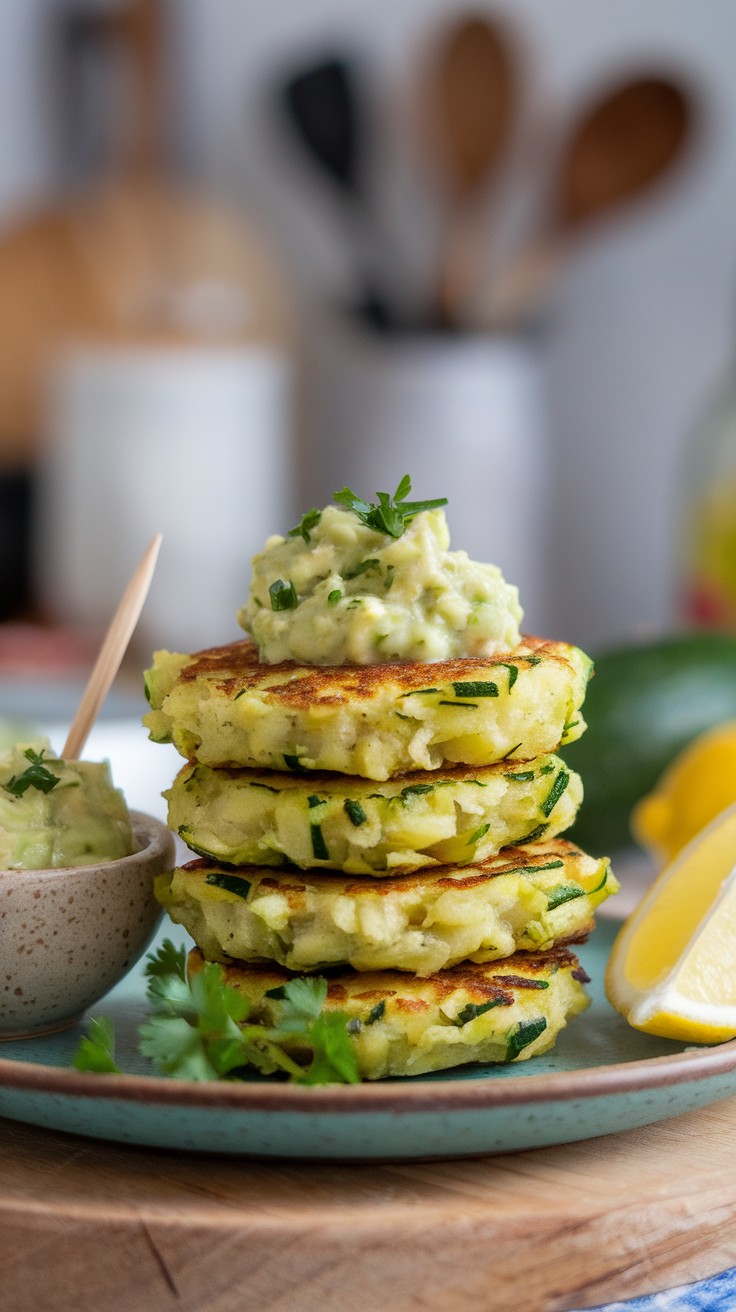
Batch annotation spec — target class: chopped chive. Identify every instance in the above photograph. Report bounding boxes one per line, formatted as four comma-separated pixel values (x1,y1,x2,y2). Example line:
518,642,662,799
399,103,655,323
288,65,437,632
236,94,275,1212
367,793,385,800
404,687,440,696
540,770,570,818
308,794,322,809
518,822,549,843
400,783,435,800
344,798,367,827
539,763,555,775
283,754,305,771
205,872,251,900
500,742,523,759
506,770,534,782
505,1017,547,1062
439,701,478,709
347,598,362,609
310,824,329,860
451,681,498,698
546,884,585,910
494,975,549,991
249,781,279,793
269,578,298,611
563,719,579,732
455,997,504,1026
344,558,380,580
327,590,342,605
505,859,565,876
395,712,411,721
233,688,247,701
467,823,490,846
365,1000,385,1025
385,565,395,591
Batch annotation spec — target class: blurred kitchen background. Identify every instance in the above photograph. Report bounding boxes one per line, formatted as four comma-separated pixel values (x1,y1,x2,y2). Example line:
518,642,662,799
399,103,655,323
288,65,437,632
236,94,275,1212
3,0,736,890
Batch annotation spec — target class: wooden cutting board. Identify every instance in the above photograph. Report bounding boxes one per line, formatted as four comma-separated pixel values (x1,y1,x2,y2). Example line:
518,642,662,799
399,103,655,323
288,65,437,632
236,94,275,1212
3,1098,736,1312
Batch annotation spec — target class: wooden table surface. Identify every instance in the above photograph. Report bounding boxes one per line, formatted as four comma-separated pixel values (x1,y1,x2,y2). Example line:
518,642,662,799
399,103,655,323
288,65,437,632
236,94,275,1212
3,1099,736,1312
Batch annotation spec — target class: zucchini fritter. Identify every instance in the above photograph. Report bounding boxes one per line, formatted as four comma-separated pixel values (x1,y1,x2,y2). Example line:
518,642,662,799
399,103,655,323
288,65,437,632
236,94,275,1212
144,636,591,780
166,754,582,874
189,944,591,1079
157,838,617,977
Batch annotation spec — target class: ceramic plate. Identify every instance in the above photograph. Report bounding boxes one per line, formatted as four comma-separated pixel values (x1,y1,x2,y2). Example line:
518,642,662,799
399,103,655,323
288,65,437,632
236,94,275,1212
1,918,735,1160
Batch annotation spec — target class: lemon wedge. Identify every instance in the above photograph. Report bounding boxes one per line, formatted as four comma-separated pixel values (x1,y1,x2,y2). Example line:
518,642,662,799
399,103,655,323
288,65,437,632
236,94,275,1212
632,719,736,864
606,801,736,1043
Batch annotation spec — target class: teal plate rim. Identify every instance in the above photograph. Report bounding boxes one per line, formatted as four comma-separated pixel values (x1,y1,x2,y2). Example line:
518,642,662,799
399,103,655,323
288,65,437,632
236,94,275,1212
2,1008,736,1116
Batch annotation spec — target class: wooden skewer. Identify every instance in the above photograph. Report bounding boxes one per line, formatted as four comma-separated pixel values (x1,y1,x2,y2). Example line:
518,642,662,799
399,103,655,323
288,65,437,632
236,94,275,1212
63,534,162,760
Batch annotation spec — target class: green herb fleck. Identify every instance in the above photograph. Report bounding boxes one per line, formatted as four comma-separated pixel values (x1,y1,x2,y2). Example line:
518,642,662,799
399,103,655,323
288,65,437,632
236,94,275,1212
505,1017,547,1062
518,823,549,843
344,558,380,580
347,598,362,609
526,656,542,666
506,770,534,782
455,998,504,1027
451,681,498,698
395,712,411,721
467,823,490,845
269,579,298,611
205,871,252,900
504,860,564,877
404,687,440,696
334,475,447,540
311,824,329,861
563,719,579,733
308,794,323,809
233,689,247,701
400,783,435,801
588,867,609,895
540,770,570,818
344,798,367,827
439,701,477,709
385,565,394,591
539,764,554,775
72,1015,120,1074
365,1000,386,1026
546,884,585,911
328,590,342,605
288,507,322,543
283,754,306,771
5,748,61,797
249,781,279,794
501,742,523,760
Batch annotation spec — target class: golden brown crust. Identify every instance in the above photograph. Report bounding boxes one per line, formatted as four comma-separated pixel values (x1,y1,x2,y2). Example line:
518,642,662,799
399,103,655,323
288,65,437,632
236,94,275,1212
179,837,587,898
180,635,572,707
190,943,579,1006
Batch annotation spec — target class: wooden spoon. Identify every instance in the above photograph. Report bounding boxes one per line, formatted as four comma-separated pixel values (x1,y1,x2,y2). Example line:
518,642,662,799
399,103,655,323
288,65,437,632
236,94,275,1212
428,15,515,327
62,534,162,761
480,76,691,327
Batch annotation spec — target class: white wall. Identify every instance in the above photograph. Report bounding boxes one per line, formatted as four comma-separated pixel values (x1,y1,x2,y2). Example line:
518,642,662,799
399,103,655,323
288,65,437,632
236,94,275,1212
172,0,736,650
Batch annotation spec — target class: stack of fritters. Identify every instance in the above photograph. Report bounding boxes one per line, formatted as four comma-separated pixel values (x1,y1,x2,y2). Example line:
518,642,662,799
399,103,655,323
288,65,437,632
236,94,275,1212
146,635,618,1080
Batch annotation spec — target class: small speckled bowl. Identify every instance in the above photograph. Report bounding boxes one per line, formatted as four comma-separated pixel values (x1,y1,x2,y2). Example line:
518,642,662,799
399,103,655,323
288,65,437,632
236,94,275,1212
0,812,174,1040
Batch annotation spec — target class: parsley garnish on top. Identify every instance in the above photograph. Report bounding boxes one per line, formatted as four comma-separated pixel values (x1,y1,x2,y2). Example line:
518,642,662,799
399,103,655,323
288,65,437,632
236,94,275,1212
334,474,448,540
4,747,61,797
71,939,360,1086
288,507,322,543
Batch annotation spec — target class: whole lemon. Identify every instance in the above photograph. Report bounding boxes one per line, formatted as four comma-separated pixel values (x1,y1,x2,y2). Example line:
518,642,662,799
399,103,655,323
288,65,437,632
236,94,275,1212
632,719,736,864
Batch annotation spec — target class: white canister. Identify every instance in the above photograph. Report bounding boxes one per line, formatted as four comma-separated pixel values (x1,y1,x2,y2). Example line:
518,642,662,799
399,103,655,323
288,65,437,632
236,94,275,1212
305,322,550,635
39,345,291,654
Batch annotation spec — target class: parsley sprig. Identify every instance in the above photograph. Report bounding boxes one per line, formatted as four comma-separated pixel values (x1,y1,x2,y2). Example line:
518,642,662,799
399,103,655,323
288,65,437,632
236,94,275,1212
288,508,322,543
71,940,360,1086
4,747,61,797
334,475,447,539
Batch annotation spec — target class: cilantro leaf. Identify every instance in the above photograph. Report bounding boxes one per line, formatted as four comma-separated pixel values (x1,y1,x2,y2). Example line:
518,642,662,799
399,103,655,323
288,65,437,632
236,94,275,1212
72,1016,120,1073
299,1011,361,1085
334,476,447,540
144,939,187,982
288,508,322,543
5,748,61,797
265,975,327,1032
